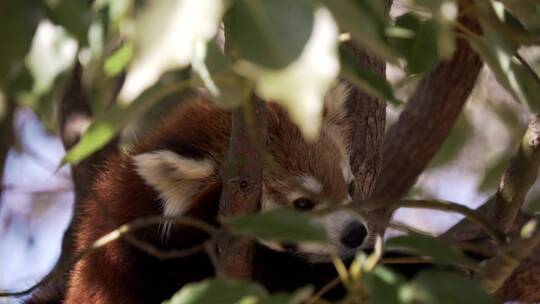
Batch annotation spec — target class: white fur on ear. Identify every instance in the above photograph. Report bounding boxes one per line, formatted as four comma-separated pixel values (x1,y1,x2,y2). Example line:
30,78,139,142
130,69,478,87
323,82,349,124
133,150,215,236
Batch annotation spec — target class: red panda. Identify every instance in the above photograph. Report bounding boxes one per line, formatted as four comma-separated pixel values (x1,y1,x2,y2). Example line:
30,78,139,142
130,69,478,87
62,84,368,303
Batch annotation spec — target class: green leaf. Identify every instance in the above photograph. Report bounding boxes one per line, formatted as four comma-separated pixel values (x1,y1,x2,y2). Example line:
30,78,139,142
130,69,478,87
499,0,540,31
391,13,439,74
164,279,268,304
402,0,456,59
62,75,191,165
43,0,91,43
429,114,472,168
386,235,476,268
264,287,313,304
0,0,43,85
469,34,540,112
225,208,328,243
232,7,340,140
225,0,315,69
104,44,134,77
339,46,400,105
400,270,496,304
322,0,398,62
364,266,407,304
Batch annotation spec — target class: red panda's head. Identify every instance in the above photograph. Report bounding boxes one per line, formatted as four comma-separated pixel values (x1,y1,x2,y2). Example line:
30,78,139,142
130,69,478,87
133,84,367,263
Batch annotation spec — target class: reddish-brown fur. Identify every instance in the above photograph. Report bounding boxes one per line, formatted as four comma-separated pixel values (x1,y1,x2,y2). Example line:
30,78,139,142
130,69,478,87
64,95,351,303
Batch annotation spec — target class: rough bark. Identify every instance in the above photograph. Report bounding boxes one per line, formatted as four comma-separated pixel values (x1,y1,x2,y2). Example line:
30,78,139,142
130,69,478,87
218,97,266,279
343,0,392,237
373,14,483,200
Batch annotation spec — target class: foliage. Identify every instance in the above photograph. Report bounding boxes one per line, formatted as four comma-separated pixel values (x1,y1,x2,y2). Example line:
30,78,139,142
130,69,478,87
1,0,540,303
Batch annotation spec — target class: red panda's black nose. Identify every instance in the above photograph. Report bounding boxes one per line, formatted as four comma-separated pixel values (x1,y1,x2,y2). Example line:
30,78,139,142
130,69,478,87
340,222,367,249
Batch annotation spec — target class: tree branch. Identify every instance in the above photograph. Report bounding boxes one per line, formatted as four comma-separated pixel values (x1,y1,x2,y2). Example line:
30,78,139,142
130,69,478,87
475,217,540,297
439,115,540,301
373,13,482,202
444,115,540,240
218,96,266,279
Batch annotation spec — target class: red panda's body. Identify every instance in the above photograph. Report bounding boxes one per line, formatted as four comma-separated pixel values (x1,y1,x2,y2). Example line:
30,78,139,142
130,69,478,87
62,88,367,303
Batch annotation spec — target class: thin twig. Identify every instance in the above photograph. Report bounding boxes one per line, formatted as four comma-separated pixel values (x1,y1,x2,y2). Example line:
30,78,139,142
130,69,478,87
121,233,207,260
205,241,226,279
315,198,506,245
381,256,433,264
388,220,438,237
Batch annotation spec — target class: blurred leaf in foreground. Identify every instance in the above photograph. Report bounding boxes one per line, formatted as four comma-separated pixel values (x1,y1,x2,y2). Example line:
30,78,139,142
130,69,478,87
234,7,340,140
225,208,328,243
119,0,225,103
400,270,496,304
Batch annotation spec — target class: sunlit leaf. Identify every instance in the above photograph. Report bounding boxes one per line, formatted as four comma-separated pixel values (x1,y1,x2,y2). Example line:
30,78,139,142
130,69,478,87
470,1,540,112
15,21,79,131
119,0,225,102
0,0,43,85
468,33,540,112
339,46,400,105
191,41,251,109
165,279,269,304
104,44,134,77
400,270,496,304
391,13,438,74
225,208,328,243
25,21,78,98
225,0,315,69
234,7,340,140
43,0,91,43
322,0,398,62
363,266,406,304
386,235,476,268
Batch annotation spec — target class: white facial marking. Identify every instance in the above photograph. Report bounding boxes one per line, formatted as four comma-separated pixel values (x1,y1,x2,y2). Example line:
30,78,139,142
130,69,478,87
133,150,214,237
341,159,354,184
260,187,280,212
299,175,322,194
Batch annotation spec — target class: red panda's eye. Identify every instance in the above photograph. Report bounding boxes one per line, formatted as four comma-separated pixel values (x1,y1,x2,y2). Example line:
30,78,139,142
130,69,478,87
293,198,315,210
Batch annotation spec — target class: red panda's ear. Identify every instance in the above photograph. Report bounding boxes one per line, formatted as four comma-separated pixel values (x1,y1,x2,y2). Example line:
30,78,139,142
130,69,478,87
133,150,215,218
322,82,349,126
